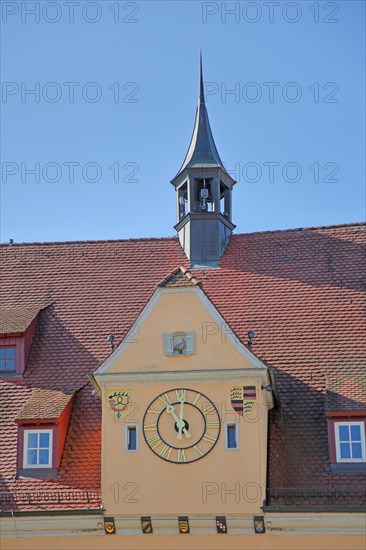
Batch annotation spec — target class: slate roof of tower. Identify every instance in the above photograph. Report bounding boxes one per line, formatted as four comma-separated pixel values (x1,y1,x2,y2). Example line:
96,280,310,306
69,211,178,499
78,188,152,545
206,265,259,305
173,53,232,180
0,223,365,511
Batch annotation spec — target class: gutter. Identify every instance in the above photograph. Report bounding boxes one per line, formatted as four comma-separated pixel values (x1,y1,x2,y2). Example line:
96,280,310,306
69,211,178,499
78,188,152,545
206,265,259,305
263,506,366,513
88,373,102,399
0,508,103,517
268,368,280,406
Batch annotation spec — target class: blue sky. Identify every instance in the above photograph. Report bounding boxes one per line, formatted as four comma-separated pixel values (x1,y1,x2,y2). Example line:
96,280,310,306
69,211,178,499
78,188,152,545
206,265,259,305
1,0,365,243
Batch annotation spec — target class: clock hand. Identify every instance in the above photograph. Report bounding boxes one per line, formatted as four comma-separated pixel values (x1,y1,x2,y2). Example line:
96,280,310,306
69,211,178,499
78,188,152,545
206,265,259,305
179,393,192,439
182,428,191,439
177,393,189,440
165,403,181,424
179,395,184,421
165,404,191,439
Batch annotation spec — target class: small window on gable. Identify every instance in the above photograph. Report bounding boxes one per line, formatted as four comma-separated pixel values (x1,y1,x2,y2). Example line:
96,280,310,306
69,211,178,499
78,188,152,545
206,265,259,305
125,424,138,452
23,429,53,468
335,422,366,463
224,422,239,450
0,346,16,372
163,332,195,356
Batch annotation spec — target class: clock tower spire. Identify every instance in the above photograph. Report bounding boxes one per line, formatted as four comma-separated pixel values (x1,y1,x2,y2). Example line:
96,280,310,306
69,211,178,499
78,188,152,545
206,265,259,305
171,52,236,268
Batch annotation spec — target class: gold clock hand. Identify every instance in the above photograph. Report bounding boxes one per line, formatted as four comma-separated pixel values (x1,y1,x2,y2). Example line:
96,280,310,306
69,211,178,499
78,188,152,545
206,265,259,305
177,400,185,440
183,428,191,439
178,390,186,420
179,399,184,421
165,404,181,424
177,392,191,439
177,391,186,439
166,404,191,439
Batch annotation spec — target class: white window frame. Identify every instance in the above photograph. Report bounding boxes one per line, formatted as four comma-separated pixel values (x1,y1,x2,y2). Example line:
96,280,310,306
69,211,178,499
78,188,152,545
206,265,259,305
334,421,366,463
224,421,239,451
125,423,139,452
23,429,53,468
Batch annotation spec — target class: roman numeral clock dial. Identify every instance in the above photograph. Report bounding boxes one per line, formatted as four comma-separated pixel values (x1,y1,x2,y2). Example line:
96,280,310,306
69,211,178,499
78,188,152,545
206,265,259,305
142,389,220,463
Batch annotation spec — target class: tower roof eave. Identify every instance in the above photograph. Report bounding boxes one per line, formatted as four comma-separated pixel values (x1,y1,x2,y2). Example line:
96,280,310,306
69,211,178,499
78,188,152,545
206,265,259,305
171,165,236,188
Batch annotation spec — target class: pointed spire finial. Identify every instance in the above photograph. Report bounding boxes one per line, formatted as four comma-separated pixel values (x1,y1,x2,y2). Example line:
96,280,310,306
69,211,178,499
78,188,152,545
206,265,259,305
199,48,205,104
172,52,235,182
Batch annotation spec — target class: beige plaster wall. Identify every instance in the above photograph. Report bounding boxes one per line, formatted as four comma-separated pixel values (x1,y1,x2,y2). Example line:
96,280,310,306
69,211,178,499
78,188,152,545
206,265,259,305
109,292,254,373
102,379,270,516
100,289,272,517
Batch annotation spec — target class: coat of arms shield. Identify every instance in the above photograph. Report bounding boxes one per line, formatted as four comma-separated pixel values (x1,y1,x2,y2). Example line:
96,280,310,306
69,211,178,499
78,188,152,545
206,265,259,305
106,388,132,421
230,385,257,416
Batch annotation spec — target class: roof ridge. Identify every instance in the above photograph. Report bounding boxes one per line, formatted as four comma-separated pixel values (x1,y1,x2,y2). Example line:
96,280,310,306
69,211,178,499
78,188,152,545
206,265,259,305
158,266,201,288
230,221,366,238
1,222,364,248
0,236,179,248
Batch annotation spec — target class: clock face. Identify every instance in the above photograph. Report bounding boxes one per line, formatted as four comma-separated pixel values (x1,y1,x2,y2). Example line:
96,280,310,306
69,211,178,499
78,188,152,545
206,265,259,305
142,388,220,464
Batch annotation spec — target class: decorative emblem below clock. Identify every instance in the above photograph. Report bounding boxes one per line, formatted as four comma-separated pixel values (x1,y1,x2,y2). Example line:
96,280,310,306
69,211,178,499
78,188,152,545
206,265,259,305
143,388,220,463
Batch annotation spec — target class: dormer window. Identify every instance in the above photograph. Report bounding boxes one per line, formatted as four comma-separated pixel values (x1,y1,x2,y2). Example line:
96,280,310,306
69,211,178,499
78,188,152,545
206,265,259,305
325,375,366,473
326,414,366,473
163,332,195,356
0,307,41,377
0,346,16,372
334,422,365,463
16,389,74,478
23,429,53,468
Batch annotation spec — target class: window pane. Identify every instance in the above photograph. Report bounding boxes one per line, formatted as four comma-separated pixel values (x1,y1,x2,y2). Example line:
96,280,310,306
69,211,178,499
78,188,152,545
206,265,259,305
39,433,50,448
6,347,15,358
128,427,137,450
0,348,5,358
0,359,5,369
340,442,351,459
352,443,362,459
27,449,37,465
350,425,361,441
39,449,49,464
28,433,38,448
338,426,349,441
227,425,237,448
5,359,15,371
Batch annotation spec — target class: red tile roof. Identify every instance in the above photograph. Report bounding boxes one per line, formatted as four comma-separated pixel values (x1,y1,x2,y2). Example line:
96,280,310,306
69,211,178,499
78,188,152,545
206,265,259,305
0,223,365,510
158,266,201,287
15,389,74,422
326,374,366,411
0,307,41,335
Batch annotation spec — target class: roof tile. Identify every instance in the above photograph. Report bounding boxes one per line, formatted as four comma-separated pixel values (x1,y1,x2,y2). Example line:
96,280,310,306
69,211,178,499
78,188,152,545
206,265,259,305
15,389,75,421
0,224,365,510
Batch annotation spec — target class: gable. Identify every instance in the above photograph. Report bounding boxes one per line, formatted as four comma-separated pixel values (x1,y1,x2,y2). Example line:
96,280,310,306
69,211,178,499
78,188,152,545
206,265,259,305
0,224,365,512
95,286,265,375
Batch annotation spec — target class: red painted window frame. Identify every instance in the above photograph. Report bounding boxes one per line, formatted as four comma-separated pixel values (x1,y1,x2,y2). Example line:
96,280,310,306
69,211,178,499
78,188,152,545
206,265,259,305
0,337,24,374
0,313,39,376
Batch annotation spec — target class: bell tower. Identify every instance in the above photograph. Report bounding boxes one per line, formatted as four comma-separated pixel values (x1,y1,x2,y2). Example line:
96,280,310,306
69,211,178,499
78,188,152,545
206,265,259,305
171,53,236,267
